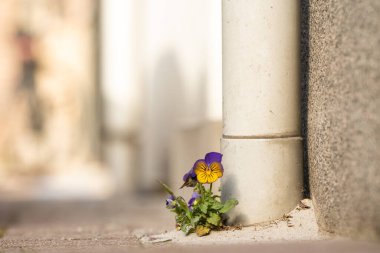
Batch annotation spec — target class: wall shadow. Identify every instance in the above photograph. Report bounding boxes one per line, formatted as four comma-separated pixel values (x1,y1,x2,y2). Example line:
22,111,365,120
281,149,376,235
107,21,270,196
140,51,184,191
221,174,249,225
300,0,310,197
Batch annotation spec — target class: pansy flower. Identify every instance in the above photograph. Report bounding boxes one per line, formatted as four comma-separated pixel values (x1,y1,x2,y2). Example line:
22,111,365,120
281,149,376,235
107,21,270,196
188,192,201,209
194,152,223,184
166,195,175,209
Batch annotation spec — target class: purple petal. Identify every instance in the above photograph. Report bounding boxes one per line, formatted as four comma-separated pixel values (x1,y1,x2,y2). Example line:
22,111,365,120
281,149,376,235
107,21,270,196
183,168,197,182
192,192,200,199
205,152,223,165
182,171,191,182
190,169,197,178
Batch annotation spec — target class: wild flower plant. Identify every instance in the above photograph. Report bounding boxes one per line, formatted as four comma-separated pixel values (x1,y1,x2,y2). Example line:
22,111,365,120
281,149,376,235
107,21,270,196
159,152,238,236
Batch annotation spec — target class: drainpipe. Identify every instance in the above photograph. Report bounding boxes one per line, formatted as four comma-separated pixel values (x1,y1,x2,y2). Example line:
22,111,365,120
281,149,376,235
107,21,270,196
221,0,303,225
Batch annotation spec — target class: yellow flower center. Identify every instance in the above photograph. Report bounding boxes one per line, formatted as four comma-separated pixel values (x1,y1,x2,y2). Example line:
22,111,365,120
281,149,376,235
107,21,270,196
205,169,211,175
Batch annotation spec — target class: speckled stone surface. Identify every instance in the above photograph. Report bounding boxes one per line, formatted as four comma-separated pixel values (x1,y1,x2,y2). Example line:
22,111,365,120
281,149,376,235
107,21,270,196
305,0,380,241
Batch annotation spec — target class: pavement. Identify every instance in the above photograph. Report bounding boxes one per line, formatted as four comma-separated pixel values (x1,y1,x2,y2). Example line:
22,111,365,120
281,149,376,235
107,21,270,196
0,196,379,253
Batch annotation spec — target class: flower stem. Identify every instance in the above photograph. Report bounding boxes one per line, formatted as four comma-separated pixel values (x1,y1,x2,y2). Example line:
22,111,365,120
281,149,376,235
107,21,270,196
198,183,205,200
209,183,213,192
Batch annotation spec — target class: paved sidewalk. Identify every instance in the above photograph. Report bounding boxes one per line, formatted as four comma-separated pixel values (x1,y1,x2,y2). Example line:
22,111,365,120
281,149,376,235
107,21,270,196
0,196,379,252
0,196,172,251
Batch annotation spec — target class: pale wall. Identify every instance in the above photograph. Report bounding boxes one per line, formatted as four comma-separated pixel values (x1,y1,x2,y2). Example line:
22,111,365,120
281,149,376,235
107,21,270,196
139,0,222,190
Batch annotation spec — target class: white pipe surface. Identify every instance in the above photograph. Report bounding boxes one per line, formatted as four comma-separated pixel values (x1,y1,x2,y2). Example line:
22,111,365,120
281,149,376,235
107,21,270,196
221,0,303,225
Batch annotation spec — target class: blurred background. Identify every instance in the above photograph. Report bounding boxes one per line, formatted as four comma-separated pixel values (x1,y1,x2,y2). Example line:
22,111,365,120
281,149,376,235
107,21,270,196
0,0,222,200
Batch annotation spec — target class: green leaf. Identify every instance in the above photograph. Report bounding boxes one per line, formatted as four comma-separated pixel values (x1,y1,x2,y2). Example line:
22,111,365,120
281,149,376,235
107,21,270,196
219,199,239,214
181,224,194,235
211,201,224,210
207,213,221,226
176,196,188,209
200,203,208,214
175,196,192,219
191,216,201,224
195,225,211,237
157,180,174,195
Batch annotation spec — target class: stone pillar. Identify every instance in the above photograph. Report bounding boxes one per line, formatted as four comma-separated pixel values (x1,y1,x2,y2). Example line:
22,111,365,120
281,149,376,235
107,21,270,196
221,0,303,225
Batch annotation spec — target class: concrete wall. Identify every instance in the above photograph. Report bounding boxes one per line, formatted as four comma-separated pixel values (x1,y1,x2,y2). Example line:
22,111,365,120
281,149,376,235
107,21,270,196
305,0,380,241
